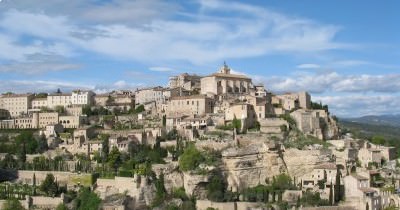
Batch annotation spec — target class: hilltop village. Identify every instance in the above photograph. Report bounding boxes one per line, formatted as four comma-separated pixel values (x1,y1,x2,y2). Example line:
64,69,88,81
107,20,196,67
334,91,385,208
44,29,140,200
0,64,398,210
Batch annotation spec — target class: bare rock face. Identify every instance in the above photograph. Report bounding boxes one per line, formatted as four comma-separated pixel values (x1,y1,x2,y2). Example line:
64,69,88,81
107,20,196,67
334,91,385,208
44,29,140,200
152,162,184,193
323,116,339,140
283,148,330,178
221,143,287,192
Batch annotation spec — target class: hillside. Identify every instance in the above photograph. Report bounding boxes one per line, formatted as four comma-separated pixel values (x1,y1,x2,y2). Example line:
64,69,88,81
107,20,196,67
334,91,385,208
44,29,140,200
344,114,400,127
340,118,400,141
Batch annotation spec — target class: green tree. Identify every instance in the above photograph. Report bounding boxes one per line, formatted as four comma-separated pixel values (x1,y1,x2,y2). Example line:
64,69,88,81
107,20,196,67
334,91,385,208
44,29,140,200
134,104,145,113
232,115,241,132
100,134,110,162
40,173,58,196
207,170,226,202
2,198,25,210
74,187,101,210
33,173,37,195
329,181,333,205
371,135,386,145
152,173,167,206
108,146,122,172
162,115,167,127
0,153,16,169
55,203,68,210
271,174,294,191
37,134,48,153
179,144,204,171
334,168,342,203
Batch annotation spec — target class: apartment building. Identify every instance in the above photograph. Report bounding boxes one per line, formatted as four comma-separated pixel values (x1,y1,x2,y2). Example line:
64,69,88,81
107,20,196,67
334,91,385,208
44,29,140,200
0,93,34,117
71,90,95,106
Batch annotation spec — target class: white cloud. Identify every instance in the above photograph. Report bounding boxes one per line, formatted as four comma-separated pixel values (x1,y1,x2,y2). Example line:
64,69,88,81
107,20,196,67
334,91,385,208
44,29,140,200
314,95,400,117
0,0,347,66
260,71,400,94
0,62,80,74
0,80,93,93
296,63,321,69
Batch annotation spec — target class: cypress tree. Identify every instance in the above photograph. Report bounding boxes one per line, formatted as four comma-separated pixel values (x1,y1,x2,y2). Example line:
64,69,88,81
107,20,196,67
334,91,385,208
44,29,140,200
33,173,36,196
329,181,333,205
334,167,341,202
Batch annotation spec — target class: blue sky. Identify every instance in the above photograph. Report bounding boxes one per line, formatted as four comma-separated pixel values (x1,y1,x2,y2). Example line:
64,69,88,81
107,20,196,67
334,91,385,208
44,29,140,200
0,0,399,117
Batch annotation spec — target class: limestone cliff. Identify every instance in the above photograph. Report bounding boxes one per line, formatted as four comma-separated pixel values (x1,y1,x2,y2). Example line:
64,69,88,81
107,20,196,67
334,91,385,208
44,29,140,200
221,143,287,192
283,148,331,179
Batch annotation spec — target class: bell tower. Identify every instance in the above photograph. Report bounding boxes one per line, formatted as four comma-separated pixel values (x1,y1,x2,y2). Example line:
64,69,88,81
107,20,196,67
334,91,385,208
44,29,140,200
218,61,231,74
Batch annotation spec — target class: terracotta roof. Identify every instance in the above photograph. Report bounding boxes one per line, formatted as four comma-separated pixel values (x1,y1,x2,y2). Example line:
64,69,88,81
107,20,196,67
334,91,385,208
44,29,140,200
208,73,251,80
170,95,208,100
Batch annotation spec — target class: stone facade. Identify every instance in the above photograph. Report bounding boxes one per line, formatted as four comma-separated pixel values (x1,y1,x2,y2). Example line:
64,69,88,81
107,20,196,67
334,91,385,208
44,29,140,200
135,86,166,105
0,93,34,117
167,95,214,117
200,64,252,96
169,73,202,91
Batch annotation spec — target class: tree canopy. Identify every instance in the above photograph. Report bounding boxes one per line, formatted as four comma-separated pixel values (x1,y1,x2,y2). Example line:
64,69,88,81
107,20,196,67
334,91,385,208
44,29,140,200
2,198,25,210
178,144,204,171
40,173,58,196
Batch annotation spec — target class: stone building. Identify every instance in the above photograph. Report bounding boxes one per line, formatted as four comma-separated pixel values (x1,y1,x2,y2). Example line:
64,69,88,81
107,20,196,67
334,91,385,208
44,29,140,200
290,109,323,138
0,108,10,120
225,102,256,130
274,91,311,110
301,162,337,189
200,63,252,96
343,174,381,210
31,97,48,110
0,93,34,117
169,73,202,91
47,93,72,108
71,90,95,106
167,95,214,117
59,115,86,129
135,86,168,105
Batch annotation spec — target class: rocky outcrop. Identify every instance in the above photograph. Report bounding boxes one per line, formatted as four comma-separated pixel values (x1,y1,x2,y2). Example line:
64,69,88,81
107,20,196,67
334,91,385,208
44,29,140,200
322,116,339,140
95,176,156,208
283,148,331,178
152,162,184,193
221,143,287,192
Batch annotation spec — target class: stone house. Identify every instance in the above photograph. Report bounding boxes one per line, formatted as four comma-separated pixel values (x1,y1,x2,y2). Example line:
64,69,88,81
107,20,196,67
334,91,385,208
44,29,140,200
0,93,34,117
302,162,337,190
343,174,381,210
225,102,256,130
167,95,214,117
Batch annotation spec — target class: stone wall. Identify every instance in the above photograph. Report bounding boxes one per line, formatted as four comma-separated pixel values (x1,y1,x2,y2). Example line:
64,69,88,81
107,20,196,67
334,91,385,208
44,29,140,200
196,200,271,210
16,170,92,188
95,176,156,208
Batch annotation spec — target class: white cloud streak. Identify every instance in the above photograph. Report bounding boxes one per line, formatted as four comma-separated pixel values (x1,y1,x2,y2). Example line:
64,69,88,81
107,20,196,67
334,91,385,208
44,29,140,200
0,0,347,67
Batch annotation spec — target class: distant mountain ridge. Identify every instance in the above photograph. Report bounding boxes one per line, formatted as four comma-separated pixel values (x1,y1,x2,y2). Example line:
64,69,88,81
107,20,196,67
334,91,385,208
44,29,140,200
343,114,400,127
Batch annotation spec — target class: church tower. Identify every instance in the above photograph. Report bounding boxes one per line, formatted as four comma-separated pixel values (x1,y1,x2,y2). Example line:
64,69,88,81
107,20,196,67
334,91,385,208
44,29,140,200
218,61,231,74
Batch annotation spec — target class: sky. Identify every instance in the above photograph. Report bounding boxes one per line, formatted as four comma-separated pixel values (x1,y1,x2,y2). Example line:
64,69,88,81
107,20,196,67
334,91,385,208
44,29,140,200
0,0,399,117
